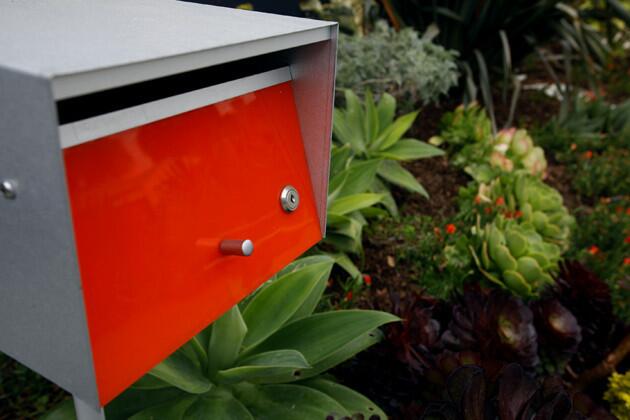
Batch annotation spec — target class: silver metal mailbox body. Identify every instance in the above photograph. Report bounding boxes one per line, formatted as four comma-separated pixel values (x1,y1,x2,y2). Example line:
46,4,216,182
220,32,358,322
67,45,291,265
0,0,337,410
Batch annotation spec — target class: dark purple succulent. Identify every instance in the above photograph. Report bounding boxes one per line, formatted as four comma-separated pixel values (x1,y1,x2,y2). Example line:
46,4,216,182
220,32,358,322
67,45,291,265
420,363,613,420
554,261,621,371
441,289,540,368
532,298,582,370
386,291,442,372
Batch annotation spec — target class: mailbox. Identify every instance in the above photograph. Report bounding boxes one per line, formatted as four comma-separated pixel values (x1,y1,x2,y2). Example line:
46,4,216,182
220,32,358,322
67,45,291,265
0,0,337,414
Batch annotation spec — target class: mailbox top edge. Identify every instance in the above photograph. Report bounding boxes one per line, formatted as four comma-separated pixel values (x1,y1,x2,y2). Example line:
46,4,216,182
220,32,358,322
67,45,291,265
0,0,336,96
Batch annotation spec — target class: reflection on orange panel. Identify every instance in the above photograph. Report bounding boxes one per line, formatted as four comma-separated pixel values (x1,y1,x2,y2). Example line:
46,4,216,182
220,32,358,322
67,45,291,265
63,82,322,405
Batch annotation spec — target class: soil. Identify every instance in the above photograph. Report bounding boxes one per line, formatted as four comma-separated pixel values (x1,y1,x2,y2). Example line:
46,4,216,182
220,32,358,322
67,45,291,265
398,157,469,219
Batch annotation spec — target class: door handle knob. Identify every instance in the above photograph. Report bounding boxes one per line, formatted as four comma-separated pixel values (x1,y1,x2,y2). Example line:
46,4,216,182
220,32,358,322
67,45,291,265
219,239,254,256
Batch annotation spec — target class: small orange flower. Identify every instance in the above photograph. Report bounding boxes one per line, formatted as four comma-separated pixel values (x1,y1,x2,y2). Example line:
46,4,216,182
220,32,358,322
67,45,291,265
588,245,600,255
570,143,577,151
446,224,457,234
583,150,593,159
626,208,630,216
625,236,630,244
514,210,523,219
484,206,493,214
474,195,482,205
362,274,372,286
434,227,441,237
345,291,353,301
495,197,505,206
584,90,596,102
624,257,630,266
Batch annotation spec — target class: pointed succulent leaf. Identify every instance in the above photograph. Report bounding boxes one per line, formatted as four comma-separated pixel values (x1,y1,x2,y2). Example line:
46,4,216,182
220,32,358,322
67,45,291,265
505,229,528,258
242,261,334,351
363,90,380,147
301,378,387,420
297,329,383,380
233,383,350,419
328,193,384,216
207,306,247,377
149,351,212,394
184,389,253,420
378,139,444,161
373,111,419,151
217,350,310,384
247,310,399,364
129,396,198,420
376,92,396,131
377,160,428,197
328,159,380,198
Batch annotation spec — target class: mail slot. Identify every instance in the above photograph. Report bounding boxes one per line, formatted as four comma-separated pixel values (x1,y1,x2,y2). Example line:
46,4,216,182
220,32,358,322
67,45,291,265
0,0,337,412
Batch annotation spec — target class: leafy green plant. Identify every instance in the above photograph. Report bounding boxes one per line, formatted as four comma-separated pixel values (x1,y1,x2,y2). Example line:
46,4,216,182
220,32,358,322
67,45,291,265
365,214,472,300
336,22,459,110
573,148,630,198
604,370,630,420
47,257,398,420
470,217,561,298
568,198,630,323
333,90,444,213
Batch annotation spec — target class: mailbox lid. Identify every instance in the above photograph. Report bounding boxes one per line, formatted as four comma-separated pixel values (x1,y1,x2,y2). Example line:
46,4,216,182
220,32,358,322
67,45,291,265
63,81,322,405
0,0,335,100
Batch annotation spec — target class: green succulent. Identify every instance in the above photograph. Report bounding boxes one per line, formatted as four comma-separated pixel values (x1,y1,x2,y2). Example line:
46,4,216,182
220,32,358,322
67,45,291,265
429,102,493,149
514,175,574,249
475,173,575,250
333,89,444,216
471,218,561,298
46,257,398,420
494,128,547,178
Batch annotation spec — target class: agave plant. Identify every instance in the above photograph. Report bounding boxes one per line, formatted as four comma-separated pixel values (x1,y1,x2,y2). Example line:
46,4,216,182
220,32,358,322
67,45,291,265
470,217,561,297
47,257,398,420
333,89,444,216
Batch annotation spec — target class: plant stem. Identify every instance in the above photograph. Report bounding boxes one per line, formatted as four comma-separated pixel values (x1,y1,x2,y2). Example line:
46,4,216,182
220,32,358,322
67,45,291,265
573,332,630,391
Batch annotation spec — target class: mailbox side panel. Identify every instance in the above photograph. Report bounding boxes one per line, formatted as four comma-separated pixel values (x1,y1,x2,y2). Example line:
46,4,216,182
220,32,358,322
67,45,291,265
290,28,338,236
0,67,99,405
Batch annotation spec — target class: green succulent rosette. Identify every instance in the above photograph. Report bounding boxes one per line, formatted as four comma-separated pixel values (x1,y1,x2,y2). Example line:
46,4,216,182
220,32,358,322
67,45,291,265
475,173,575,250
471,217,561,298
514,174,575,250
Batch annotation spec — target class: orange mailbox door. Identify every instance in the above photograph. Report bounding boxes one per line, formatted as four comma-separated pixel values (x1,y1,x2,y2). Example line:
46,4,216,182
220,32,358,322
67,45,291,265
63,82,322,405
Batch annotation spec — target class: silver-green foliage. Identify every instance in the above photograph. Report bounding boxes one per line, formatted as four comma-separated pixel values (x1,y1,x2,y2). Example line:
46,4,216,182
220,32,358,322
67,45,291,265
337,22,459,110
99,256,398,420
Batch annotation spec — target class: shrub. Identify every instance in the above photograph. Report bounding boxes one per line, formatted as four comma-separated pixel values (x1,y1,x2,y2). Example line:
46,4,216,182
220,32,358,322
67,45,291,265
336,22,459,110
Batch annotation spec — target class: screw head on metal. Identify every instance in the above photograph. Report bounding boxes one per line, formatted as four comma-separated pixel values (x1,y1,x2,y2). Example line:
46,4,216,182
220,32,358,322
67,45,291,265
1,180,17,200
280,185,299,213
